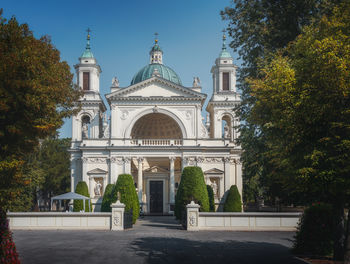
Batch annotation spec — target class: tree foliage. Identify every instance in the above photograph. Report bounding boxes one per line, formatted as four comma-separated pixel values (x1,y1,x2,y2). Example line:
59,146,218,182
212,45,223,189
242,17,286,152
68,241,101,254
246,2,350,259
100,183,115,212
112,174,139,224
73,181,91,212
0,9,80,211
223,185,242,212
175,166,209,220
221,0,342,204
206,185,215,212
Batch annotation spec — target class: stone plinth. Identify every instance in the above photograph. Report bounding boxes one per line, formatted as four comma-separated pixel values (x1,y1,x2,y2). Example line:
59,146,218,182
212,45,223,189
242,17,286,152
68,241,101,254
111,200,125,231
186,201,200,231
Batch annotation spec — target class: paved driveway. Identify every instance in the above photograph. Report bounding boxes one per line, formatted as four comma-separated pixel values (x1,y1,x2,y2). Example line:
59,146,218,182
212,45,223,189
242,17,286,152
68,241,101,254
12,216,304,264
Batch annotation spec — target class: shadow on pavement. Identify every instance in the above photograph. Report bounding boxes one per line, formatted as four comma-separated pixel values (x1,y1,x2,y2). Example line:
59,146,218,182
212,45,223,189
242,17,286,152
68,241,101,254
130,237,304,264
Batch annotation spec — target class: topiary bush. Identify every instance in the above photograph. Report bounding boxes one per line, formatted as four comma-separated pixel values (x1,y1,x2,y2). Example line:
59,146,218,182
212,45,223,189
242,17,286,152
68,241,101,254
73,181,92,212
100,183,115,212
293,203,333,256
175,166,209,220
223,185,242,212
111,174,139,224
207,185,215,212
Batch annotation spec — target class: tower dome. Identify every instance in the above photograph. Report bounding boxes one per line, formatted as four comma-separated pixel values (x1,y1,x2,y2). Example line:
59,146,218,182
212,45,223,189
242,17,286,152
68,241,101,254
131,35,182,85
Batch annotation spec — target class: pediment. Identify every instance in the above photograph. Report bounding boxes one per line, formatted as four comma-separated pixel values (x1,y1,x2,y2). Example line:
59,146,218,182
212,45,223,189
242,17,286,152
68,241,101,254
106,77,206,103
87,168,108,174
204,168,224,175
144,165,169,173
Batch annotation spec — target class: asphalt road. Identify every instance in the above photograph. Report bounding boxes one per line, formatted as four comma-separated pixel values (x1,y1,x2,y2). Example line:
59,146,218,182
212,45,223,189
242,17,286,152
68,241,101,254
12,216,305,264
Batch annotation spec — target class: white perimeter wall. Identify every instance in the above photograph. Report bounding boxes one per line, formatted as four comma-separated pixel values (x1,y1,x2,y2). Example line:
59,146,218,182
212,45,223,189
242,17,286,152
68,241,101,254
8,212,111,230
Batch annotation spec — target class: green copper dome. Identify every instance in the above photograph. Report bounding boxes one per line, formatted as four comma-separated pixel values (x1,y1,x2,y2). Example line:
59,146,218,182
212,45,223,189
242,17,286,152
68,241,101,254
150,43,163,53
131,63,182,85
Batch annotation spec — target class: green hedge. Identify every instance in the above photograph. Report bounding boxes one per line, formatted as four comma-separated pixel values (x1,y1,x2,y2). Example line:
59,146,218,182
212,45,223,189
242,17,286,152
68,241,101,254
207,185,215,212
111,174,139,224
293,203,333,256
100,183,115,212
175,166,209,219
73,181,92,212
223,185,242,212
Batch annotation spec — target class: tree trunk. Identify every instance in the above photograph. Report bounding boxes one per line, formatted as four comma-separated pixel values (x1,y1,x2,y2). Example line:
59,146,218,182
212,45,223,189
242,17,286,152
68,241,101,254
333,203,345,261
344,209,350,263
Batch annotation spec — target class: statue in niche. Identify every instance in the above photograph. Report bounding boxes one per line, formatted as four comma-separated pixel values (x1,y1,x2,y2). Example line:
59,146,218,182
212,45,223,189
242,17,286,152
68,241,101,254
224,123,230,139
94,180,102,196
211,180,218,197
112,76,119,87
82,123,88,139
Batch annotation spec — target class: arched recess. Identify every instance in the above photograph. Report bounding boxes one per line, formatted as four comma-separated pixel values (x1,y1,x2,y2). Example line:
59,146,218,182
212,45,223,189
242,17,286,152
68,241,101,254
124,108,187,139
221,113,233,141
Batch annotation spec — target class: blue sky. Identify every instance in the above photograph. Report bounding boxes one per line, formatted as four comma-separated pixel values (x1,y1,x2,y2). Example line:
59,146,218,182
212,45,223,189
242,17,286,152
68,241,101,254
2,0,239,138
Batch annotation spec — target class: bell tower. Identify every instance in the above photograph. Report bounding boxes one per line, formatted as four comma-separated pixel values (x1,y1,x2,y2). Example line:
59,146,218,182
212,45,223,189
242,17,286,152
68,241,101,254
206,31,240,141
71,29,106,141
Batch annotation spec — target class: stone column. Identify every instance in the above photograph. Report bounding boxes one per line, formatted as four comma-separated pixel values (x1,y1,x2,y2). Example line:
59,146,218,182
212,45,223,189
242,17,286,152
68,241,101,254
89,176,94,198
169,157,176,209
137,158,144,203
110,157,117,184
82,157,88,184
70,158,76,192
111,200,125,231
186,201,200,231
124,157,131,174
224,157,231,192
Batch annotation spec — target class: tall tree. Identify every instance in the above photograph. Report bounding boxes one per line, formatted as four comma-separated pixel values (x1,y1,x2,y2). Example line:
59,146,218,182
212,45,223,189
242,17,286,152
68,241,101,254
247,2,350,259
0,9,80,211
221,0,341,204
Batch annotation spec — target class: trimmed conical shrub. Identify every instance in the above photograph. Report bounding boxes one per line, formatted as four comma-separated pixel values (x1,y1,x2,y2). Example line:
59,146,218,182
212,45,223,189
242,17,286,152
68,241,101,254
73,181,91,212
111,174,139,224
207,185,215,212
100,183,115,212
175,166,209,219
223,185,242,212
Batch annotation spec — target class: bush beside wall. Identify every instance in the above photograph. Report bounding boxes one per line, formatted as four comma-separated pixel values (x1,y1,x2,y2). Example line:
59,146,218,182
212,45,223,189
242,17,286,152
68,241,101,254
207,185,215,212
73,181,91,212
223,185,242,212
175,166,209,219
293,203,333,256
100,183,115,212
112,174,139,224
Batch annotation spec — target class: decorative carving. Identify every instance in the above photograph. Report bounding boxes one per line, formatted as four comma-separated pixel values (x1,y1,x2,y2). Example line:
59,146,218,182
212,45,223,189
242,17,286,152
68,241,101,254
113,215,120,225
204,157,223,163
110,156,124,165
153,105,159,113
185,110,191,120
224,123,230,138
210,178,219,197
82,123,88,139
124,157,131,164
121,110,129,120
81,157,89,164
89,157,107,163
196,156,205,163
224,157,237,164
189,213,196,226
137,157,144,163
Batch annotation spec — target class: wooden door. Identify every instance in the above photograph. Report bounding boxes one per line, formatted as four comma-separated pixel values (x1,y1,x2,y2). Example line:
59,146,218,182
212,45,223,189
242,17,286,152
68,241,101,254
149,181,163,213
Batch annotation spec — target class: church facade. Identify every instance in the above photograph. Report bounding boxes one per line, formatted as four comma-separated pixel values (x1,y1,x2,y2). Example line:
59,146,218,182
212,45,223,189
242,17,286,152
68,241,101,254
69,32,242,213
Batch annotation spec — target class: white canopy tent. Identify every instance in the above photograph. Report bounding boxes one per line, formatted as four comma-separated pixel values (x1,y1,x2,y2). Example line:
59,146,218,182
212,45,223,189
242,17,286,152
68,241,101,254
50,192,91,212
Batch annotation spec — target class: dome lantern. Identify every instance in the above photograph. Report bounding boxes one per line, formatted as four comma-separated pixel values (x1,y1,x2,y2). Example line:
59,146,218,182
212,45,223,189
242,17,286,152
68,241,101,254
149,32,163,64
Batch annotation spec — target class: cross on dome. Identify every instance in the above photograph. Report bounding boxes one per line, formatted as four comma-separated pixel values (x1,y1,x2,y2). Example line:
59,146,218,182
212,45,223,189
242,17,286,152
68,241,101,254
81,28,94,58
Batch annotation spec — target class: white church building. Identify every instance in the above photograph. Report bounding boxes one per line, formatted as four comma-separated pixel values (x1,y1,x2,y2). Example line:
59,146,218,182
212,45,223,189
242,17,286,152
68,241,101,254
69,32,242,213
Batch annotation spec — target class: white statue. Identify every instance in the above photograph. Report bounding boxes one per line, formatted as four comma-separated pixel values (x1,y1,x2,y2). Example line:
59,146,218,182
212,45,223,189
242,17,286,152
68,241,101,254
82,123,88,138
211,180,218,197
193,77,200,87
112,76,119,87
224,123,230,138
94,180,102,196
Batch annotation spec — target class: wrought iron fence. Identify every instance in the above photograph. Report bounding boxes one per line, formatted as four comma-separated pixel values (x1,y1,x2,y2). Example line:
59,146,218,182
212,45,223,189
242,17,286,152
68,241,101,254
123,209,133,229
